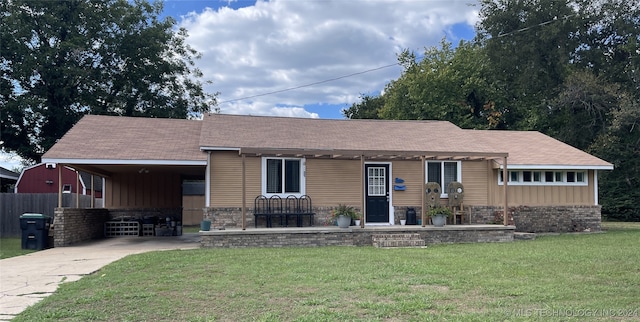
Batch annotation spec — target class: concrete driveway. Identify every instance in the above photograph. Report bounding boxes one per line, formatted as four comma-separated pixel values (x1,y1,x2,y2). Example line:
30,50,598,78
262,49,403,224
0,234,200,321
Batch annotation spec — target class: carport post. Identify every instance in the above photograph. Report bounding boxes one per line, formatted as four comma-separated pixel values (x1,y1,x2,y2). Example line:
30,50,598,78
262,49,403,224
91,175,95,208
76,170,80,208
58,164,62,207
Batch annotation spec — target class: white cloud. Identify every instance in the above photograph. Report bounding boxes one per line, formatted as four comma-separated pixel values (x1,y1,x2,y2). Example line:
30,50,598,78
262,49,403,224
178,0,480,118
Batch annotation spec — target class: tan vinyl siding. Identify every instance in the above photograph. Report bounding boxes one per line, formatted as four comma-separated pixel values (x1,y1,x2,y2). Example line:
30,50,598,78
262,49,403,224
210,151,260,207
106,171,181,208
458,160,490,206
306,159,362,207
390,160,422,206
489,169,595,206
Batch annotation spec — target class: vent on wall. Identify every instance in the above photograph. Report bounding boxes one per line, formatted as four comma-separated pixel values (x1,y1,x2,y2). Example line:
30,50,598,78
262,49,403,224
46,163,56,169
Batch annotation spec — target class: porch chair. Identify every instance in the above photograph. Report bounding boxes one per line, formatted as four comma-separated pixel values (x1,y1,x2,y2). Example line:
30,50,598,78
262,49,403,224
297,195,315,227
269,195,286,227
284,195,299,227
254,195,271,228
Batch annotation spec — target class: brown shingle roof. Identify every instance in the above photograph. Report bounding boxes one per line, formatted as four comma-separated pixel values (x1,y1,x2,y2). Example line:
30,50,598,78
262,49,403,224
42,115,206,162
199,114,501,155
42,114,612,169
464,130,612,168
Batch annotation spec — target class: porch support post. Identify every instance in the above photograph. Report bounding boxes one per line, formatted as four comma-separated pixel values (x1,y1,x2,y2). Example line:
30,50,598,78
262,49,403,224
76,170,80,208
58,164,62,208
360,155,365,228
91,175,95,208
421,156,426,227
503,156,509,226
242,153,246,230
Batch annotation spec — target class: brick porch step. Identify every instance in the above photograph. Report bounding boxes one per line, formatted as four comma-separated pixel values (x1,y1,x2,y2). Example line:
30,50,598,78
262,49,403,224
372,233,426,248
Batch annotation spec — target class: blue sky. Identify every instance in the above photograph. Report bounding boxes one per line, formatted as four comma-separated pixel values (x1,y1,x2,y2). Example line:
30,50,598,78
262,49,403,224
162,0,479,120
1,0,479,170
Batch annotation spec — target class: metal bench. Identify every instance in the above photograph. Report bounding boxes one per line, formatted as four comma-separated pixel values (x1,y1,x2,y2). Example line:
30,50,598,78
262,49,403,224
254,195,315,228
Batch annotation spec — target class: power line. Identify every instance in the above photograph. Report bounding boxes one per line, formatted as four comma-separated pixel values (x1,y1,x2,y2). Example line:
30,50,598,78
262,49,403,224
217,15,571,105
217,63,400,104
497,14,575,38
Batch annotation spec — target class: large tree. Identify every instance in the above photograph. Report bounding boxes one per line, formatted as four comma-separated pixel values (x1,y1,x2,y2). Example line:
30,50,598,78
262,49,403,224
344,40,505,129
1,0,217,163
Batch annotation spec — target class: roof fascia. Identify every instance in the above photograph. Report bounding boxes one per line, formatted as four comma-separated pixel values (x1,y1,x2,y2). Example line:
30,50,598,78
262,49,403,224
238,147,509,159
200,146,241,152
41,158,207,166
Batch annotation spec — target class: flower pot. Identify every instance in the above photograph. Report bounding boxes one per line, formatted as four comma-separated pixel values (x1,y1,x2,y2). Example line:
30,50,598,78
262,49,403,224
400,219,406,225
336,215,351,228
200,220,211,231
431,214,446,227
354,219,361,226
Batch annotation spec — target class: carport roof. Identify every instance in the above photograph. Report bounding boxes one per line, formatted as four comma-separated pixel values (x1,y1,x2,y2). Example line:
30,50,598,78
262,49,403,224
42,115,206,164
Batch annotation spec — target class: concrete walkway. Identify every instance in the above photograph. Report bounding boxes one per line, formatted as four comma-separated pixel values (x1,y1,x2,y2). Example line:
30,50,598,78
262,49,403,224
0,234,200,321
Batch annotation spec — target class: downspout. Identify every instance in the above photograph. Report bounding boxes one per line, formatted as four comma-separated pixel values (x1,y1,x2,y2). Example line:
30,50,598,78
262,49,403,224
102,177,107,208
205,151,211,208
594,170,598,205
421,156,426,227
242,153,246,230
503,157,509,226
360,155,365,227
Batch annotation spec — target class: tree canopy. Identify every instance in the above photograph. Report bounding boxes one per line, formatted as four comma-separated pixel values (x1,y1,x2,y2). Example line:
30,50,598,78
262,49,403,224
1,0,217,163
344,0,640,220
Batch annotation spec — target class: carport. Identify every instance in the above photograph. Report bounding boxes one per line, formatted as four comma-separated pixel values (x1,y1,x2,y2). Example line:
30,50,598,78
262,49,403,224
41,116,207,246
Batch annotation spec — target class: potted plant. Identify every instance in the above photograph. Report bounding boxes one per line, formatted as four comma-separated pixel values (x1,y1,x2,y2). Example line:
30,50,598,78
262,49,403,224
333,204,357,228
428,205,452,227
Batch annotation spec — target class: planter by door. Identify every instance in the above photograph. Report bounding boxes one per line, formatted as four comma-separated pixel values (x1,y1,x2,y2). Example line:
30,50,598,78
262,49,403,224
337,215,351,228
431,215,446,227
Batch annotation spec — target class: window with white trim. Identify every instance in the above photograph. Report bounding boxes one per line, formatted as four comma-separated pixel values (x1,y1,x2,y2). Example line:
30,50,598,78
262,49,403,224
499,170,587,186
262,157,305,196
426,161,461,196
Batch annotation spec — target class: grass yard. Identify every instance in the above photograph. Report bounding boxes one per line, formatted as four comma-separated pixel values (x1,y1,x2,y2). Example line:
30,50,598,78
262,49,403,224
0,237,35,259
12,223,640,321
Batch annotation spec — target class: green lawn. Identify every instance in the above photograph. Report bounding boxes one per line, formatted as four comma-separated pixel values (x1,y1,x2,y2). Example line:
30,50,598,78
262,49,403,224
11,222,640,321
0,237,36,259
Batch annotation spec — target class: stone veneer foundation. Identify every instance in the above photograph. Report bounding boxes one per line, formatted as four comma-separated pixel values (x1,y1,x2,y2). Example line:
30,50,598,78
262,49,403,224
467,205,602,233
200,225,515,248
205,204,602,233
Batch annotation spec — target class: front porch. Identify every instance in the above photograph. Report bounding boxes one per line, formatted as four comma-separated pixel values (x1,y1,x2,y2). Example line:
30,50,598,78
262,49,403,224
200,224,516,248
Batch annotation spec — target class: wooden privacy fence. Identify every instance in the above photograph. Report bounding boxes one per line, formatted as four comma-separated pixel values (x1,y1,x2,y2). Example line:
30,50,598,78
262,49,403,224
0,193,101,237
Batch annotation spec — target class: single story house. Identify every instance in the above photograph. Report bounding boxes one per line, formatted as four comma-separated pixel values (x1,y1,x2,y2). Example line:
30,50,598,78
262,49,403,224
41,114,612,245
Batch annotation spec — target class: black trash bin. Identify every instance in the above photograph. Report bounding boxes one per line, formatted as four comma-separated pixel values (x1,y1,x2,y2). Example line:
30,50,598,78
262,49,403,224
20,213,52,250
405,207,417,225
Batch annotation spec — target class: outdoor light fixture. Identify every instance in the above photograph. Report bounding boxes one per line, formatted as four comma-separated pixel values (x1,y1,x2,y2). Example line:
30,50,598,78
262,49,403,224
138,168,149,174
